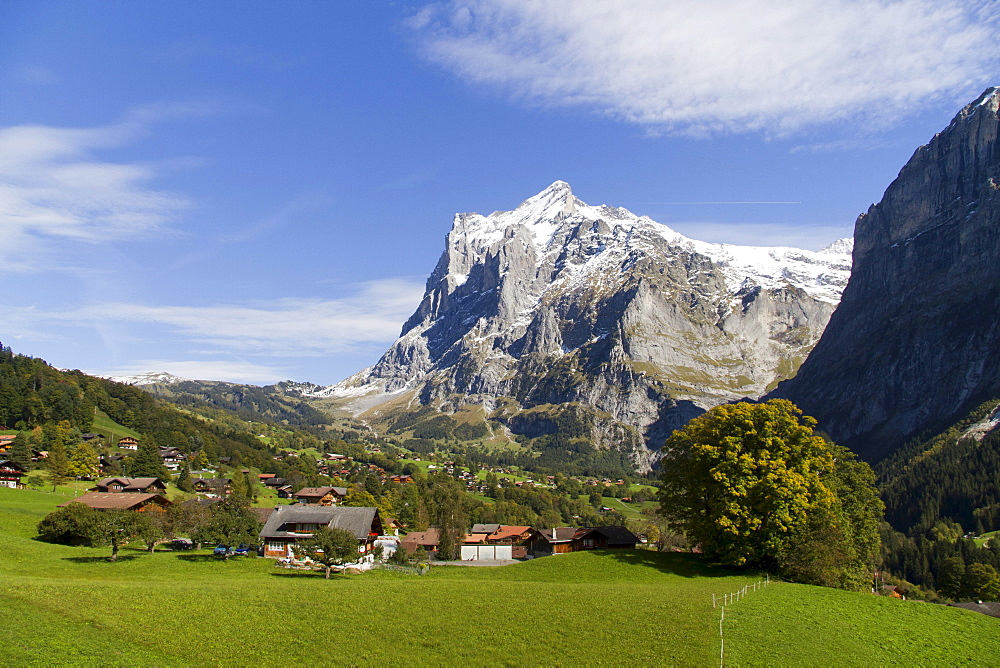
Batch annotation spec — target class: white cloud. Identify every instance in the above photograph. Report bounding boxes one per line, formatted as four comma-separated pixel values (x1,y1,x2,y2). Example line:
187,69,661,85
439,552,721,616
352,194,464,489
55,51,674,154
411,0,1000,135
0,103,219,269
13,278,427,358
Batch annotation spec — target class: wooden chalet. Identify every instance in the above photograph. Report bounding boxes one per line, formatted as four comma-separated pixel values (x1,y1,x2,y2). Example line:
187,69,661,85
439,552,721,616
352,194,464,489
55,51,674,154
293,486,347,506
573,526,639,550
92,477,167,494
191,477,232,495
389,474,415,484
528,527,579,556
258,505,382,559
116,437,139,450
0,460,26,488
159,447,185,470
527,526,638,556
62,492,170,512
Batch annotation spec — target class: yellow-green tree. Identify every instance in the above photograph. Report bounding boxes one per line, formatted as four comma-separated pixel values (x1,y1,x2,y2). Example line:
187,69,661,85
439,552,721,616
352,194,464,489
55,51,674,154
658,399,881,589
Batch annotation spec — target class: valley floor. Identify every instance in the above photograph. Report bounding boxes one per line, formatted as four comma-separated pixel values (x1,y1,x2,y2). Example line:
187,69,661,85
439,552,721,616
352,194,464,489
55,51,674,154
1,488,997,666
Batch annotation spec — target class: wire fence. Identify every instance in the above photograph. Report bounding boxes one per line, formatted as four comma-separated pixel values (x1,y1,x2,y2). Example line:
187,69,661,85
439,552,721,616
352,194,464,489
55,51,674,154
713,574,771,667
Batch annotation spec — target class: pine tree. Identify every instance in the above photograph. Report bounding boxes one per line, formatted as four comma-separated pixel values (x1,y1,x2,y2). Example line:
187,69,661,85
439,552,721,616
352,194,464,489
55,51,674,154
9,433,33,469
130,439,168,479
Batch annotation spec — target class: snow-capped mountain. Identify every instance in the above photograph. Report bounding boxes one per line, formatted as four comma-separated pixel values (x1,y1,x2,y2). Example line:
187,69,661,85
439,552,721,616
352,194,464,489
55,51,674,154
105,371,190,386
318,181,852,459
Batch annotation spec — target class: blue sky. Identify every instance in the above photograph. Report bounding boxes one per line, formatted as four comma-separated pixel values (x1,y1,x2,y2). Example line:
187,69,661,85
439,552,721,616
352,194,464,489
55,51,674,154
2,1,998,385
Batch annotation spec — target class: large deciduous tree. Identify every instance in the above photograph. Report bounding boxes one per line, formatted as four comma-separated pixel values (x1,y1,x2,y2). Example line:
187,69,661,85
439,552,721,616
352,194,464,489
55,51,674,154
657,399,882,590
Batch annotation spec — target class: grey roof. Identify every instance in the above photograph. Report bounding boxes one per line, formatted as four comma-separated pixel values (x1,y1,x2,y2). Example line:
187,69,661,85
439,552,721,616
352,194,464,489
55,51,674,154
471,523,501,534
259,505,378,540
950,602,1000,618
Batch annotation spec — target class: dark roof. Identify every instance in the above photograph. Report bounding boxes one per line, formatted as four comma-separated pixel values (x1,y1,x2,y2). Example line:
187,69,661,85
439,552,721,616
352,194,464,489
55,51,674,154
578,526,640,546
538,527,579,542
259,505,379,540
62,492,169,510
0,460,26,472
262,477,287,486
950,602,1000,618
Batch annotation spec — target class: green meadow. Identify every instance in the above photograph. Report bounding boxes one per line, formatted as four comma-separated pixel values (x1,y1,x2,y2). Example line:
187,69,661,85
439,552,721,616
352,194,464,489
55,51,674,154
1,488,997,666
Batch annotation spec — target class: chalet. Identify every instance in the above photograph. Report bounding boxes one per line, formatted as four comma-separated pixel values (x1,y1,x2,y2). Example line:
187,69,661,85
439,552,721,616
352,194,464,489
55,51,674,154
0,460,26,488
93,477,167,494
62,492,170,512
528,527,579,556
191,477,232,495
400,528,440,555
116,437,139,451
0,436,15,453
527,526,638,556
262,476,288,489
81,432,105,441
159,447,185,470
259,505,382,559
276,485,295,499
293,486,347,506
389,474,414,484
572,526,639,550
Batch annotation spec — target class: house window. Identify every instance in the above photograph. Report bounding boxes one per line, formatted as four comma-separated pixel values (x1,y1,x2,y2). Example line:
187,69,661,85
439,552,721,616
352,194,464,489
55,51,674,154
583,538,594,548
267,542,285,552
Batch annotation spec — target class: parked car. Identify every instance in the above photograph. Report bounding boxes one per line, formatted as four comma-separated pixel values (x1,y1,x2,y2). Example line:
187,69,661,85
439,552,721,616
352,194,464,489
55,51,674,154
233,544,255,556
213,544,234,556
170,538,195,550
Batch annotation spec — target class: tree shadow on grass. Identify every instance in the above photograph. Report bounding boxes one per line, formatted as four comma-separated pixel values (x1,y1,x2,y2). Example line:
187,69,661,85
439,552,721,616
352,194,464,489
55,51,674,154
601,549,747,579
63,555,141,563
175,554,223,563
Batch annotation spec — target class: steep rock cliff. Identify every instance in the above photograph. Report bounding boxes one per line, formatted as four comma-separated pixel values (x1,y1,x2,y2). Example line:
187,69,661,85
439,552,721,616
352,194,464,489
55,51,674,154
772,87,1000,460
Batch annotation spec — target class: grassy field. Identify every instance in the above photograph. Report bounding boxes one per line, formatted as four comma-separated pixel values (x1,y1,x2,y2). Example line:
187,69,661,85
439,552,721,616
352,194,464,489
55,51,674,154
2,487,998,666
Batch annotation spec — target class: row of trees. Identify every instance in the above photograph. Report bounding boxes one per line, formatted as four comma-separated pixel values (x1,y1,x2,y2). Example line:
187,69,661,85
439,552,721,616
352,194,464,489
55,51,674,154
37,498,261,561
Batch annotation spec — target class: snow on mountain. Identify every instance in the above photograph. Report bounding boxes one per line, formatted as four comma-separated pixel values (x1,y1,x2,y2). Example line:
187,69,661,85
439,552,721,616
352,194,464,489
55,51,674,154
448,181,851,304
105,371,189,386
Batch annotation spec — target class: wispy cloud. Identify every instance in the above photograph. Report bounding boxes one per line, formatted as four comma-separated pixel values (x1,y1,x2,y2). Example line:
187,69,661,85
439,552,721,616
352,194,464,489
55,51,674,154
10,278,427,358
410,0,1000,136
0,102,218,269
98,359,292,385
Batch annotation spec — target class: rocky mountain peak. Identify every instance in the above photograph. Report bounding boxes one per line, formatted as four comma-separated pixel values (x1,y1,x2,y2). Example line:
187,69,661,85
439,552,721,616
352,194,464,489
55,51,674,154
320,183,854,465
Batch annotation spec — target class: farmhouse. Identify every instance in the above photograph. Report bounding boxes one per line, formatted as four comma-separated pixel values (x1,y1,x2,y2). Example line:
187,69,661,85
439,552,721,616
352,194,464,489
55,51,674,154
191,477,232,495
527,526,638,556
62,492,171,512
92,477,167,494
0,460,26,488
293,486,347,506
259,505,382,559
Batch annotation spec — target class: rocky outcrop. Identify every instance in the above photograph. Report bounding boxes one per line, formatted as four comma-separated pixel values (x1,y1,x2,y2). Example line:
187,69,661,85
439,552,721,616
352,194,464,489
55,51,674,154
772,87,1000,460
323,182,851,457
